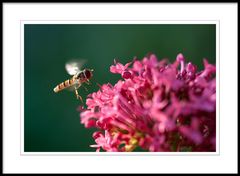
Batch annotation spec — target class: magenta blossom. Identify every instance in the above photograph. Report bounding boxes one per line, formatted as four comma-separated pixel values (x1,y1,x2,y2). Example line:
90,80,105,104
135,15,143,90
80,53,216,152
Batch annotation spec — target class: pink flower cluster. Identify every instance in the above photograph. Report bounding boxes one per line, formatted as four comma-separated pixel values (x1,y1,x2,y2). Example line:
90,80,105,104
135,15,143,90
80,53,216,152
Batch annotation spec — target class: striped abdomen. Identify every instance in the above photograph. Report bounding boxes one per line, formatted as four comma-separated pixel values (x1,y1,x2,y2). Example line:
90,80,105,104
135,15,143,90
53,77,75,93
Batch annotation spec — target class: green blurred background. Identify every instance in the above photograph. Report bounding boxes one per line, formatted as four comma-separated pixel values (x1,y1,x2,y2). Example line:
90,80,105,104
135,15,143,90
24,24,216,152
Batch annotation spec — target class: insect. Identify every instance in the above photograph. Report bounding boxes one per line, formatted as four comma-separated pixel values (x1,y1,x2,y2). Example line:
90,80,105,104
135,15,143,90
53,60,93,102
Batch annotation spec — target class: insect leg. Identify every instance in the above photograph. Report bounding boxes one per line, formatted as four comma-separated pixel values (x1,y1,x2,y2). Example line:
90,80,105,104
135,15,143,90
82,84,88,91
85,79,91,85
74,87,83,103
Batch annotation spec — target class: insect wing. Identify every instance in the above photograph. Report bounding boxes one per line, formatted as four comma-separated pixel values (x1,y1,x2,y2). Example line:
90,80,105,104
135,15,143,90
65,59,86,75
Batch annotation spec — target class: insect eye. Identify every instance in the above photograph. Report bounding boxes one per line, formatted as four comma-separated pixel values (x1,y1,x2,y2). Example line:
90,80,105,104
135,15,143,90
85,70,92,79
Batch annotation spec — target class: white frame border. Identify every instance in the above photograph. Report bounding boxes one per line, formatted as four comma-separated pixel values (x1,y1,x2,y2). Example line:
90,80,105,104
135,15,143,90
3,3,237,173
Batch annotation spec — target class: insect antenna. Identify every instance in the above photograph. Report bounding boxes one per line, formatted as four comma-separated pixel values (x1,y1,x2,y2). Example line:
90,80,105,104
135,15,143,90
82,84,88,92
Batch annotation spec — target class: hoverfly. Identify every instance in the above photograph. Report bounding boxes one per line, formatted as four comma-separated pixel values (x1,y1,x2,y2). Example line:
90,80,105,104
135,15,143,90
53,60,93,102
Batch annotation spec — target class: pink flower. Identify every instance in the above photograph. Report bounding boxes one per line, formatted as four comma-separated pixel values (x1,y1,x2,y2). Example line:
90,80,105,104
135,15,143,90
80,53,216,152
